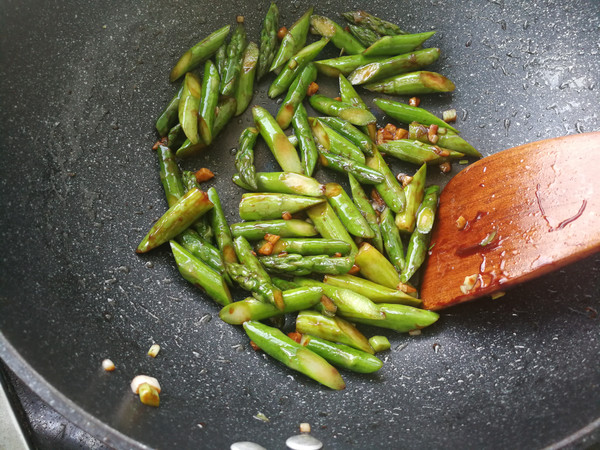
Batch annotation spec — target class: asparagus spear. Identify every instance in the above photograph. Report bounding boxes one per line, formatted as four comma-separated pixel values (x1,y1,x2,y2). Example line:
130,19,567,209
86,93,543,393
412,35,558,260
293,278,384,321
243,320,346,390
351,303,440,333
166,123,186,152
314,54,382,77
215,41,227,77
309,15,365,55
369,336,391,352
323,274,421,306
309,95,376,127
252,106,303,174
363,32,436,57
170,241,232,306
292,103,319,177
346,23,380,47
379,207,406,272
198,60,220,145
178,229,229,282
347,48,441,85
270,7,313,72
233,236,284,310
234,127,260,191
170,25,231,82
178,72,202,144
342,10,407,36
256,2,279,80
338,73,377,141
136,188,213,253
306,202,358,255
364,71,456,95
317,116,375,156
401,185,439,283
318,150,384,185
156,85,183,137
259,253,354,276
238,193,324,220
354,242,400,290
259,238,352,256
156,144,185,208
226,262,282,306
268,38,329,99
180,171,214,242
220,17,247,96
276,63,318,129
230,219,317,240
373,97,460,133
219,286,323,325
300,334,383,373
408,122,481,157
232,171,326,197
156,146,226,281
311,119,366,163
295,310,374,354
395,163,427,233
325,183,374,239
234,41,259,116
365,148,406,213
207,187,238,265
175,96,238,158
380,139,464,165
347,173,384,253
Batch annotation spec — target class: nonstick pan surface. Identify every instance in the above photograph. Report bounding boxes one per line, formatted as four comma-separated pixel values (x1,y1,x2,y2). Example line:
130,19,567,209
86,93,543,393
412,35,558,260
1,1,599,448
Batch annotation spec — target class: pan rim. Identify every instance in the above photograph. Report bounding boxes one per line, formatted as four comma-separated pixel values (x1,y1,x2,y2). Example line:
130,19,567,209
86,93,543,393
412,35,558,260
2,330,600,449
0,332,148,450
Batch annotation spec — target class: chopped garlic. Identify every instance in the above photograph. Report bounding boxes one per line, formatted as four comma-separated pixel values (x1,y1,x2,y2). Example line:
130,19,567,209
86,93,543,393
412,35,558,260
102,359,115,372
148,344,161,358
300,423,311,433
408,329,422,336
460,274,478,294
456,216,467,230
443,108,457,122
131,375,161,394
138,383,160,407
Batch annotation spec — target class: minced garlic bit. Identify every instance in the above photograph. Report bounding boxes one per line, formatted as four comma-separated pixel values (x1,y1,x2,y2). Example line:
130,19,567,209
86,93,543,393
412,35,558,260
254,412,270,422
258,241,274,255
439,162,452,173
443,108,457,122
102,359,116,372
300,423,311,433
394,127,408,140
460,274,478,294
456,215,467,230
491,291,506,300
428,124,439,144
138,383,160,407
408,329,422,336
397,282,417,294
148,344,161,358
306,81,319,96
131,375,161,394
409,97,420,107
195,167,214,183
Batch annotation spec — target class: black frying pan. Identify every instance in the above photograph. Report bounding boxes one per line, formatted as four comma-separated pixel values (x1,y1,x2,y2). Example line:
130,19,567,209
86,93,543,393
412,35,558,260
1,0,599,448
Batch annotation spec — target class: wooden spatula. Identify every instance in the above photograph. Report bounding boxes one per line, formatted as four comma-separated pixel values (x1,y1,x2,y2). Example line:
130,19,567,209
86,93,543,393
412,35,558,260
420,132,600,310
